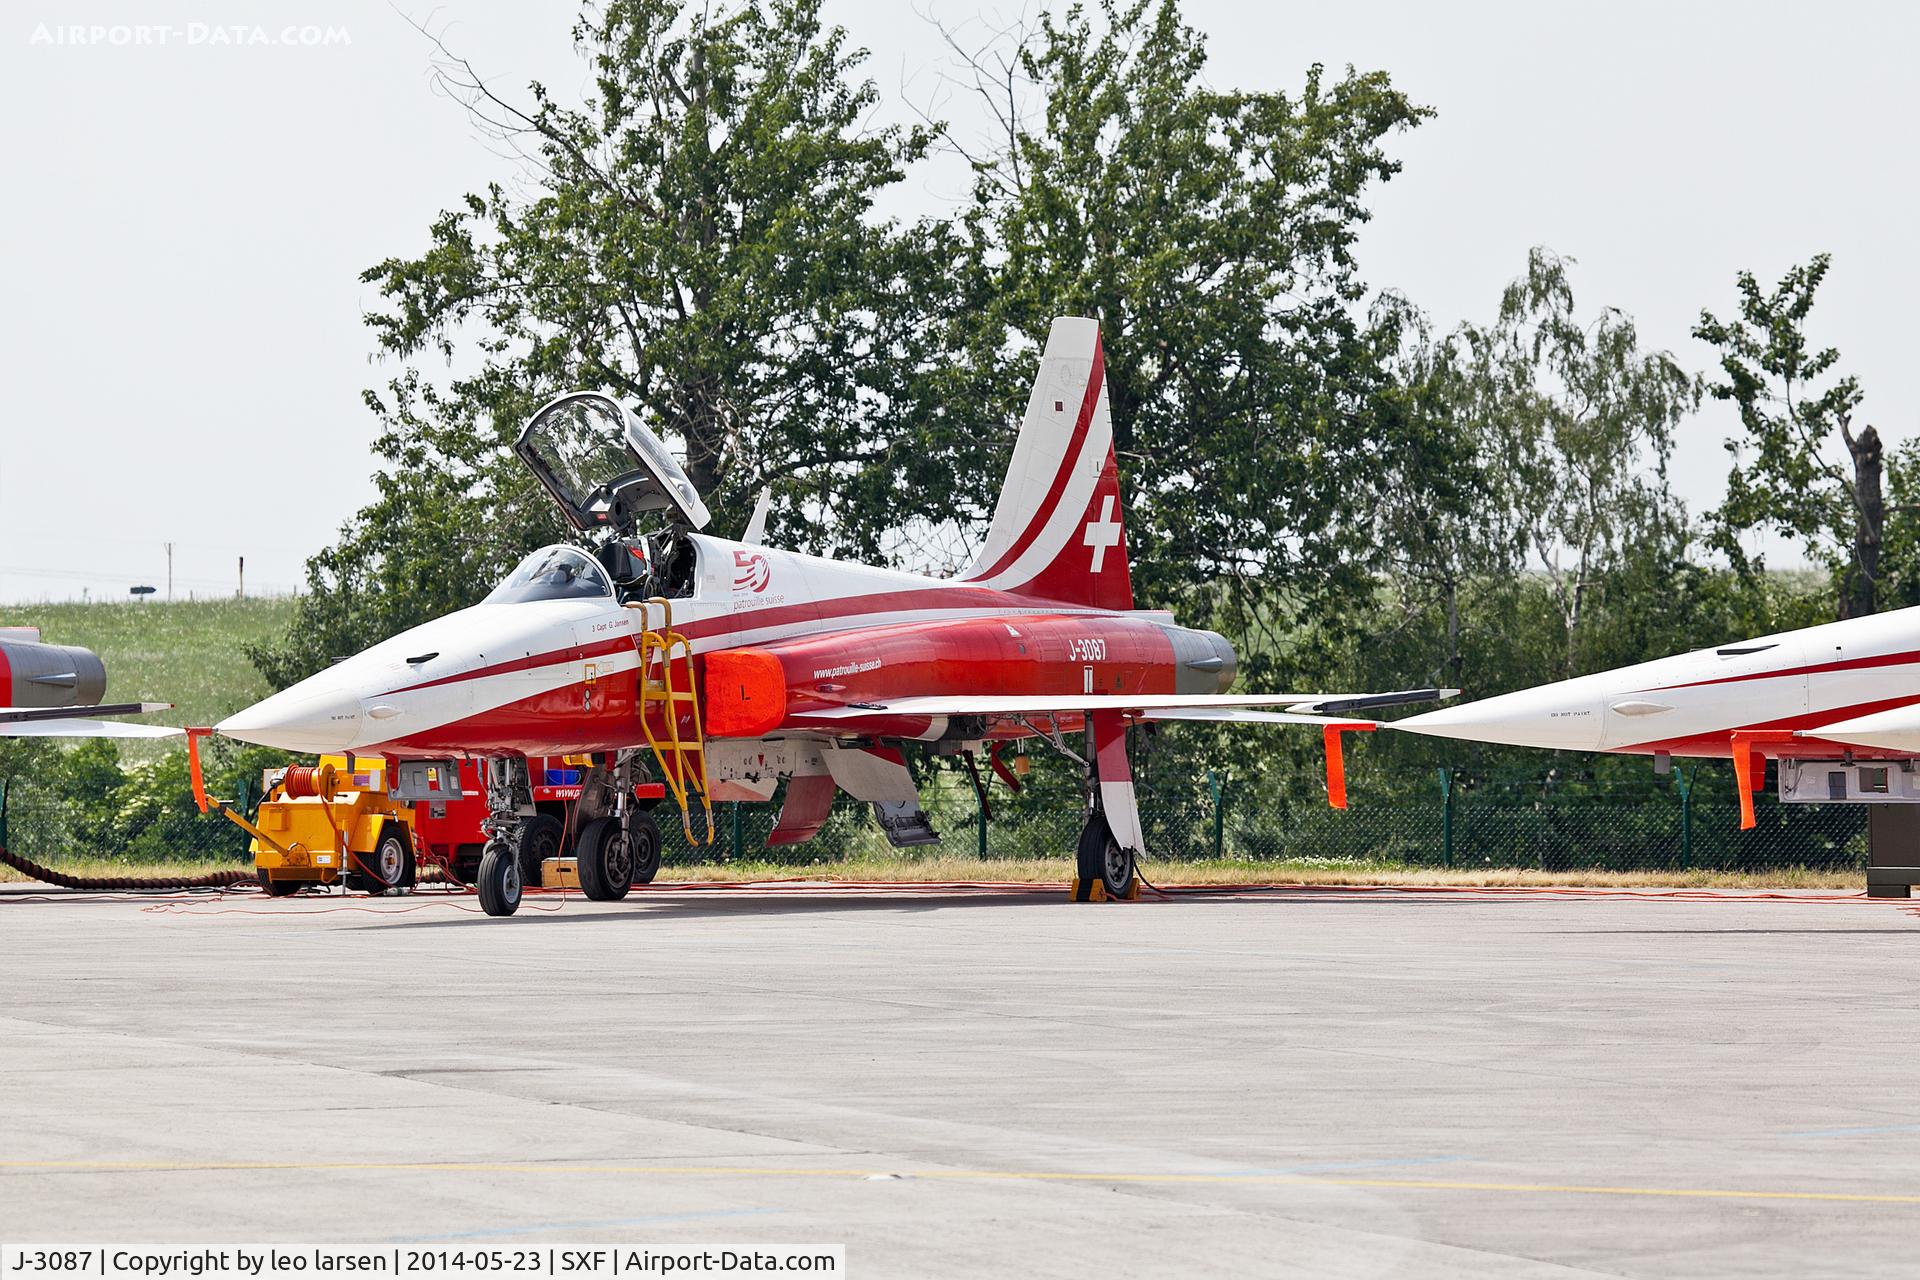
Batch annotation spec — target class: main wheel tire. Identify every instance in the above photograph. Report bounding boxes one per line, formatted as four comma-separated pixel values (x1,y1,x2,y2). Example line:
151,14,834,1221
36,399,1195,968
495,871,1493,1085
352,827,415,896
1075,813,1134,901
1100,829,1136,900
576,816,634,901
476,841,522,917
258,869,303,897
628,811,662,885
514,814,564,890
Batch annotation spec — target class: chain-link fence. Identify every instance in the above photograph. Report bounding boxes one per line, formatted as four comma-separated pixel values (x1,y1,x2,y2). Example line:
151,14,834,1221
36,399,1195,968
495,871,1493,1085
0,761,1869,875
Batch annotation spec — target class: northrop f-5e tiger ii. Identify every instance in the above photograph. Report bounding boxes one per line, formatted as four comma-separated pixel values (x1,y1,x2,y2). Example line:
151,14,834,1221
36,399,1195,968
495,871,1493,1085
209,318,1451,915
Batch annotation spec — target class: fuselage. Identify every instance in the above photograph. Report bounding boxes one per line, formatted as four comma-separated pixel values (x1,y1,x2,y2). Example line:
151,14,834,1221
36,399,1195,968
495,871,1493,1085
1394,606,1920,758
218,534,1236,757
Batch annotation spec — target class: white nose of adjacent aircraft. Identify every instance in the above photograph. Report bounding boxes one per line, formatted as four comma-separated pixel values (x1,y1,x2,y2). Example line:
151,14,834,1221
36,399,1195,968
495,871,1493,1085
217,675,367,753
1391,681,1606,750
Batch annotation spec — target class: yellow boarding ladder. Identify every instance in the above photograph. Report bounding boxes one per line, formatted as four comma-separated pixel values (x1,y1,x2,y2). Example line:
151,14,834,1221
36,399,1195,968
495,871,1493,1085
629,597,714,845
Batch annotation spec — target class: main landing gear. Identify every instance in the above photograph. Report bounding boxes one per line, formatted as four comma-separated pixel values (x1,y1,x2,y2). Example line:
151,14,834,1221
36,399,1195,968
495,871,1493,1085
475,751,666,917
1070,709,1144,903
576,810,662,900
574,750,663,901
1074,811,1136,902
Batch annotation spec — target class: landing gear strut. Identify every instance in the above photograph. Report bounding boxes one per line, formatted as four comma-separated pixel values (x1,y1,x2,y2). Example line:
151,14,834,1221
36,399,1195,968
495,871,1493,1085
478,756,534,917
1072,710,1143,902
573,750,663,901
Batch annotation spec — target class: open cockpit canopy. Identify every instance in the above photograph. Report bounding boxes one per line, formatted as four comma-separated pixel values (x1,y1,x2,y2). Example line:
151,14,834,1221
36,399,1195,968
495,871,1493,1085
515,392,711,535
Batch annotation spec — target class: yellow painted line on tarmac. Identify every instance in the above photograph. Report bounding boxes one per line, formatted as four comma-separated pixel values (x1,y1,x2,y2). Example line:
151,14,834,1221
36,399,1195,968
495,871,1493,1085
4,1159,1920,1205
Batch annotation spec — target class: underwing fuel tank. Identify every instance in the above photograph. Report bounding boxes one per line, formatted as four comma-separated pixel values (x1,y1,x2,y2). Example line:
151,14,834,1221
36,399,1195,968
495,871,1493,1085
0,632,108,708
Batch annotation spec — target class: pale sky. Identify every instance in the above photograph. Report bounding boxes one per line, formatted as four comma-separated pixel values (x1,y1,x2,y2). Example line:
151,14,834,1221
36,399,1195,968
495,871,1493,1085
3,1,1913,603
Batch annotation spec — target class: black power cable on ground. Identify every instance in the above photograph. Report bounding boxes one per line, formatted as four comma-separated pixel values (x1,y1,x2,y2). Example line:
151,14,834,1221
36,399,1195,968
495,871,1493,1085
0,844,255,891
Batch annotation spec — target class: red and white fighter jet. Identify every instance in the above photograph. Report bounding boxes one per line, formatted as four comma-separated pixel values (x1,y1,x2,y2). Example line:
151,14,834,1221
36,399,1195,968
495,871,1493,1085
1391,608,1920,829
215,318,1448,915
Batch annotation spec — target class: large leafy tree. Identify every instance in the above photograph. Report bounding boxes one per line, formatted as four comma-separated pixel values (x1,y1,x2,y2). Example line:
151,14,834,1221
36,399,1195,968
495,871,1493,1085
1359,252,1698,689
932,0,1430,644
1880,442,1920,610
1695,254,1881,618
1455,249,1699,676
253,0,959,688
1367,293,1525,690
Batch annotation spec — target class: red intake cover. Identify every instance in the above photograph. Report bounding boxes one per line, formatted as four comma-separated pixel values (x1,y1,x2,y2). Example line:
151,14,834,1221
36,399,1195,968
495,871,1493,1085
704,648,788,738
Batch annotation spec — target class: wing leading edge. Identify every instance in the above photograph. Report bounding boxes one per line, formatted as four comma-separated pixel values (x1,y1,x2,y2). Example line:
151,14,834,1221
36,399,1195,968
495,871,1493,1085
785,688,1456,723
0,703,180,738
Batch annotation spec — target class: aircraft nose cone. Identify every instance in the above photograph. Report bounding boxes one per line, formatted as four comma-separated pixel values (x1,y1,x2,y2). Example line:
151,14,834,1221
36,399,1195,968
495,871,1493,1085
1392,684,1604,751
217,681,365,753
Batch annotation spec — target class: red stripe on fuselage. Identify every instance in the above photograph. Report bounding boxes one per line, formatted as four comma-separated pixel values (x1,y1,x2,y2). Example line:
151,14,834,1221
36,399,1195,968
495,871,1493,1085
965,336,1107,583
385,586,1126,703
1614,691,1920,757
1638,647,1920,693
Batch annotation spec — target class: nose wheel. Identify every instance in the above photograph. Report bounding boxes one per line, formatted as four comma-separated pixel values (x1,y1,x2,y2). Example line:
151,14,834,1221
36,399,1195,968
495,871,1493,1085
476,756,535,917
477,840,522,916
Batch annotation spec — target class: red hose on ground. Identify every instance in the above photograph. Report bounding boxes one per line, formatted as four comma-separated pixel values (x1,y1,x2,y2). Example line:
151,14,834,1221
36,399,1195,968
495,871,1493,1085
0,844,255,890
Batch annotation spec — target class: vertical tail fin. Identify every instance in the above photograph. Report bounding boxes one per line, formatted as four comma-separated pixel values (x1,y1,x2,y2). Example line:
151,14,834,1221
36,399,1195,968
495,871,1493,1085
959,317,1134,611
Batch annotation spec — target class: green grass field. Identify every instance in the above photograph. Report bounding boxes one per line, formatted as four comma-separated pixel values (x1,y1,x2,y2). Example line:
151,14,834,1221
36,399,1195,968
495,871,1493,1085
1,597,295,735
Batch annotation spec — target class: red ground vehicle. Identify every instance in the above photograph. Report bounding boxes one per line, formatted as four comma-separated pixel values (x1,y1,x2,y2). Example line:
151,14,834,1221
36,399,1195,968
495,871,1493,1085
411,756,665,885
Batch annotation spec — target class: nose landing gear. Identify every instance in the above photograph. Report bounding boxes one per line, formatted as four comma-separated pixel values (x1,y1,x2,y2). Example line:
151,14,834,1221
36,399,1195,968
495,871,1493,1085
477,843,523,916
478,756,535,917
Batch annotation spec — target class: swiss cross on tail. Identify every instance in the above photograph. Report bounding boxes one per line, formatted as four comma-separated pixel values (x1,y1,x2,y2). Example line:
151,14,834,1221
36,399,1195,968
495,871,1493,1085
1084,496,1122,572
958,318,1134,610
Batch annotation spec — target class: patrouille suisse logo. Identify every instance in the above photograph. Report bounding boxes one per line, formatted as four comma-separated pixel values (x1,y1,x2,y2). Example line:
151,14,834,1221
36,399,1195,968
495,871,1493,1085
733,550,771,593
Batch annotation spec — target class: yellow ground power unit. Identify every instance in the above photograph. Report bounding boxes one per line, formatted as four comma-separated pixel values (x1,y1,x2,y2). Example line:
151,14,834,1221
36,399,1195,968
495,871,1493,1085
248,757,417,897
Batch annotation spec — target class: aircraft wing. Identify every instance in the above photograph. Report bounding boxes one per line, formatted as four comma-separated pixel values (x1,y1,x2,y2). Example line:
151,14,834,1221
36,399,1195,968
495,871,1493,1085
0,718,184,739
786,688,1455,722
0,702,180,738
783,689,1445,813
1132,707,1356,726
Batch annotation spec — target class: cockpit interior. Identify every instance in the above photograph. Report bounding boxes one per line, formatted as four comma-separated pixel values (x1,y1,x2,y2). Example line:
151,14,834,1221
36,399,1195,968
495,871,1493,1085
512,392,711,605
